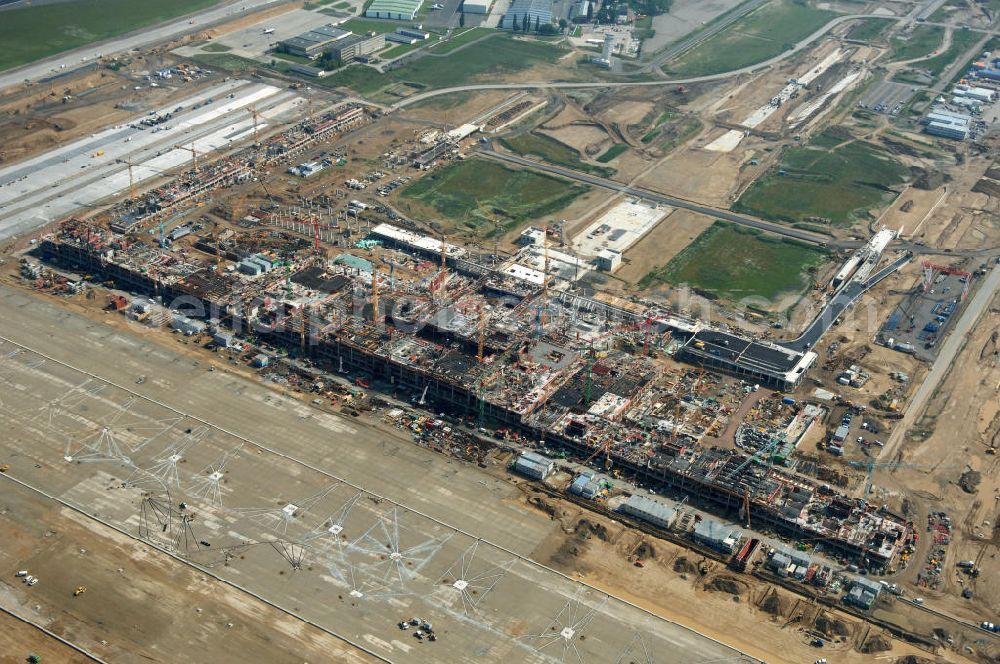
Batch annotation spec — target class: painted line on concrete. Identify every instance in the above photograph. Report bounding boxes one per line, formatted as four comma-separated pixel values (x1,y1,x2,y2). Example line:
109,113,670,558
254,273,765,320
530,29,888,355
0,331,761,663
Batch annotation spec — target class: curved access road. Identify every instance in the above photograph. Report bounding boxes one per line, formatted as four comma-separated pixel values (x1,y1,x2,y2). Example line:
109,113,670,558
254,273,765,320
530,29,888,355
391,13,903,109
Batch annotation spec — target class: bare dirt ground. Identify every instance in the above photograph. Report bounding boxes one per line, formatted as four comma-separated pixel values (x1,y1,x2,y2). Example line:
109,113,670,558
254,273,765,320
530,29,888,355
633,148,745,206
0,66,222,166
884,288,1000,627
0,607,93,664
520,488,952,664
879,186,948,237
0,479,377,664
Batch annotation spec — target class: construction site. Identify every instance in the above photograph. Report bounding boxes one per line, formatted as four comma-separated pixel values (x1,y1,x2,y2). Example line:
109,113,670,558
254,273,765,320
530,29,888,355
4,57,994,663
8,0,1000,661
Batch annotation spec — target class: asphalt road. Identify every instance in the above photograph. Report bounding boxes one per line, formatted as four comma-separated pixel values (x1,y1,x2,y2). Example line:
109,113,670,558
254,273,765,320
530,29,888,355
0,0,284,92
478,146,832,245
782,254,912,352
392,13,905,109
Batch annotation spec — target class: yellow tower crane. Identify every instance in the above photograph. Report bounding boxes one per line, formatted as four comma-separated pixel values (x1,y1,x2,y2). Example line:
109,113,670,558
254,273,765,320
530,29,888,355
371,264,380,326
174,143,199,172
478,307,486,363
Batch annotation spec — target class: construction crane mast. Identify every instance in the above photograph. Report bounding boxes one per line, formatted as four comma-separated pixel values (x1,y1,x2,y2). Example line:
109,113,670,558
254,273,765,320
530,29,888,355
121,154,137,201
247,105,266,145
477,307,486,362
371,264,380,326
174,143,198,172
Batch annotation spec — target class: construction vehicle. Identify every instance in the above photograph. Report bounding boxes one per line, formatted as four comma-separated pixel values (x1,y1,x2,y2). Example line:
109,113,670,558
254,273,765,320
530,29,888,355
73,586,86,596
0,464,8,473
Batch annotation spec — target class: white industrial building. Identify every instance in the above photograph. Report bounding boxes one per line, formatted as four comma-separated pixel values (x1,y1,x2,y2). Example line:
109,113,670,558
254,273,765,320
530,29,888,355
596,248,622,272
619,494,677,529
691,518,740,553
365,0,422,19
573,199,669,259
569,471,605,499
213,331,239,348
463,0,492,12
512,451,555,479
953,85,995,103
171,315,207,336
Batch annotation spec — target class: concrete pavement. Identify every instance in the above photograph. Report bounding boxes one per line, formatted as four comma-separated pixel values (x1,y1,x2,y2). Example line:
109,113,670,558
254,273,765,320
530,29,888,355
0,0,285,93
0,283,759,664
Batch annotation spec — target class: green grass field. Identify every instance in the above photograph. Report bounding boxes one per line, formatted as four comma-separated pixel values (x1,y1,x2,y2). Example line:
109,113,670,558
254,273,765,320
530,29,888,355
638,222,828,300
845,17,892,42
381,39,431,59
641,110,677,143
596,143,627,162
201,42,232,53
641,109,702,151
428,27,493,54
321,35,568,96
399,158,588,236
500,132,615,177
916,28,981,77
663,0,839,76
889,25,944,61
0,0,225,71
734,139,908,227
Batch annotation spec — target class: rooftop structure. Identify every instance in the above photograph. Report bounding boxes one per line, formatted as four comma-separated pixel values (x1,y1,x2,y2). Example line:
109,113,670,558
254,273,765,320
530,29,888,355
573,199,669,259
365,0,422,19
512,451,555,479
327,33,386,63
620,494,677,529
680,329,817,391
500,0,553,28
279,24,353,59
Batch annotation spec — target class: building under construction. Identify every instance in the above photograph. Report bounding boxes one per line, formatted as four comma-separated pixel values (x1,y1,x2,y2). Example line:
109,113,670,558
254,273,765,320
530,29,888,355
35,217,909,569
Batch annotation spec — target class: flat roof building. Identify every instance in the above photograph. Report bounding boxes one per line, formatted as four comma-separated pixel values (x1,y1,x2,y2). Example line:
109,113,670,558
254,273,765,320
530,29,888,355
925,120,968,140
596,248,622,272
512,451,555,480
620,494,677,529
366,0,422,20
328,33,386,63
501,0,553,28
569,471,605,499
692,518,739,553
463,0,492,13
680,329,816,391
279,24,353,59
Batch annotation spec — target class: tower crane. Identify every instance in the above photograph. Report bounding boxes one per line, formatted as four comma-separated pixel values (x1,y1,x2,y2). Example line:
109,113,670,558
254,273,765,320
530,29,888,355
371,263,380,326
174,143,199,172
724,434,784,481
477,306,487,362
247,105,269,146
121,154,137,201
